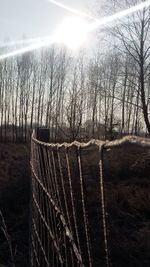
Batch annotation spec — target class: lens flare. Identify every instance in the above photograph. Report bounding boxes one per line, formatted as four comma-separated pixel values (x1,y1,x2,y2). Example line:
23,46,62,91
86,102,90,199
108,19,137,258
0,36,56,60
0,0,150,60
48,0,98,21
88,0,150,31
0,36,51,48
55,17,89,49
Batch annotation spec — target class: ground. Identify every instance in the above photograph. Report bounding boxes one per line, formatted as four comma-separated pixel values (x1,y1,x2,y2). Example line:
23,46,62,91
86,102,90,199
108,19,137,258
103,141,150,267
0,144,30,267
0,139,150,267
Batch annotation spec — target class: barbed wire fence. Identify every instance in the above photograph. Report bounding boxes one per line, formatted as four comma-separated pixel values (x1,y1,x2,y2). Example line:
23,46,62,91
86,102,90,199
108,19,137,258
30,130,150,267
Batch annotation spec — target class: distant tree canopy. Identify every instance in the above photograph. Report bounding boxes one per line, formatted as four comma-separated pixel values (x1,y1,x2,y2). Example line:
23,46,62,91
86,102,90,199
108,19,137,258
0,0,150,142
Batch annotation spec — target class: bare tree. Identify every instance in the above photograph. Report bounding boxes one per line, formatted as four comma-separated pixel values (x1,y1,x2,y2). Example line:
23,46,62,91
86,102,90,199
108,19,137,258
109,0,150,134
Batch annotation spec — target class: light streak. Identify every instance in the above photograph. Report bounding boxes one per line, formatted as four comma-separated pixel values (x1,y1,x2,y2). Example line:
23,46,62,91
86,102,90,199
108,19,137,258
88,0,150,31
0,0,150,60
48,0,98,21
0,36,51,48
0,36,56,60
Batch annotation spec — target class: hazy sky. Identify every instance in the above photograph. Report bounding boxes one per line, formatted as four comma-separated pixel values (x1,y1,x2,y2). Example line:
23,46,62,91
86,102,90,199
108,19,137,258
0,0,97,42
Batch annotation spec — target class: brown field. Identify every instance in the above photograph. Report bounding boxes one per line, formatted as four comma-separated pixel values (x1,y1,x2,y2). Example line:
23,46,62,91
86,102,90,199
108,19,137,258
0,144,30,267
0,139,150,266
103,142,150,267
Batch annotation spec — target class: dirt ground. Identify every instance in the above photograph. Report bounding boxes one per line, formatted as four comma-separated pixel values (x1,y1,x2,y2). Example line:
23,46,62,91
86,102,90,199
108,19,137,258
0,139,150,267
103,142,150,267
0,144,30,267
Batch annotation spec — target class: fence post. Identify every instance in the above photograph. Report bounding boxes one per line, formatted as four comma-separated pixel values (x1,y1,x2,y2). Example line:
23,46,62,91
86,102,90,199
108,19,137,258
37,128,50,142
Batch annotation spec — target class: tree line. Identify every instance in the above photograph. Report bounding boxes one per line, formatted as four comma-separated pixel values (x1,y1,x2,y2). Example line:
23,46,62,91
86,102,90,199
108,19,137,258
0,0,150,142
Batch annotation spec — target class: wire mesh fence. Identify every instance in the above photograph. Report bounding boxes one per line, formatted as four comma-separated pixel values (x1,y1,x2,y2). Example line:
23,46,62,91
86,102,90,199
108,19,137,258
30,130,150,267
30,130,110,267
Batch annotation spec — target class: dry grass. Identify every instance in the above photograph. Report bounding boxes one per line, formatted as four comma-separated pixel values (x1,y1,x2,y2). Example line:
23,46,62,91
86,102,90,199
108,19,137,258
0,144,30,267
1,139,150,266
103,142,150,267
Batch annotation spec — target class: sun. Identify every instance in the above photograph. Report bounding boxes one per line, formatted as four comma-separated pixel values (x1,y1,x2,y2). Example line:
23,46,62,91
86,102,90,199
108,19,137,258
55,17,89,50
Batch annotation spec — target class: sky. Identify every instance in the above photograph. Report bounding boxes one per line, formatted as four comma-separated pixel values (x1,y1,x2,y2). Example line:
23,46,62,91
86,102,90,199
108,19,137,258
1,0,147,55
0,0,97,42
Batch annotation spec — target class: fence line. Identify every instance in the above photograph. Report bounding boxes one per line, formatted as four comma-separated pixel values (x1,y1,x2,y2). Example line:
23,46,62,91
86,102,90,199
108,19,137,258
30,130,150,267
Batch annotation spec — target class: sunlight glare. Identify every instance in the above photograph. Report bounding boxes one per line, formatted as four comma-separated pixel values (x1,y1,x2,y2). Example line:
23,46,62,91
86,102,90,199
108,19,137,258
1,0,150,60
48,0,98,21
0,36,56,61
0,36,51,48
55,17,89,50
89,0,150,31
